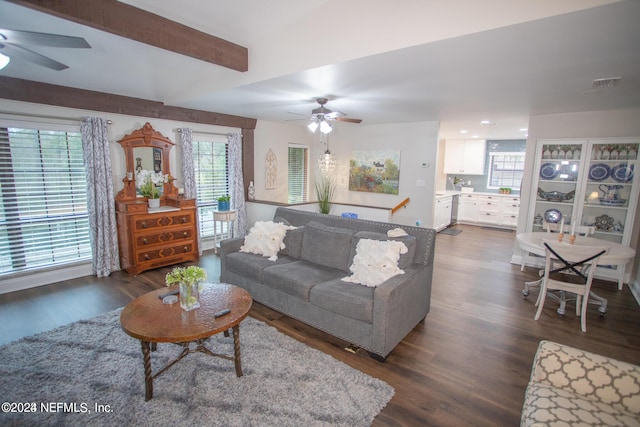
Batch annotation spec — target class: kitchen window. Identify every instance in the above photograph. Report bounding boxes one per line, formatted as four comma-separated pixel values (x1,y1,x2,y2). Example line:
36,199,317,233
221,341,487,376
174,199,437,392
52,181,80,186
487,151,525,190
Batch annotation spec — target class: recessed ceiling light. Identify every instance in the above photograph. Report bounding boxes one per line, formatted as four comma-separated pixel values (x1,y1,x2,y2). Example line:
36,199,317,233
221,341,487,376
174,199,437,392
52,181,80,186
460,129,468,134
520,128,528,132
480,120,495,125
472,135,479,139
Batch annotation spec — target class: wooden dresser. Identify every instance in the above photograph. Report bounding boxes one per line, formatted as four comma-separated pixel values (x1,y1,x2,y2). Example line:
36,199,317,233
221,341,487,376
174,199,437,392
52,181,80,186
115,123,199,275
116,199,199,275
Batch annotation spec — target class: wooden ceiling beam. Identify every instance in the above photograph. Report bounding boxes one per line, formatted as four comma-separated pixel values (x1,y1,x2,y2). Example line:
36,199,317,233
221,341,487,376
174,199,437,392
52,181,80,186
6,0,248,72
0,76,257,129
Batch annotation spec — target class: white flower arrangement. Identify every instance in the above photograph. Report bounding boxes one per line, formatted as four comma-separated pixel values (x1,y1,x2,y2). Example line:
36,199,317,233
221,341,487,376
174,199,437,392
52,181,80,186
136,169,167,199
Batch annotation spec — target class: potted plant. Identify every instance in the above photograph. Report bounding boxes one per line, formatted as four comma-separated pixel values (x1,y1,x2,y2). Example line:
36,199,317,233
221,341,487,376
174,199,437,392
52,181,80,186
217,195,231,211
315,174,336,214
165,265,207,311
137,170,164,208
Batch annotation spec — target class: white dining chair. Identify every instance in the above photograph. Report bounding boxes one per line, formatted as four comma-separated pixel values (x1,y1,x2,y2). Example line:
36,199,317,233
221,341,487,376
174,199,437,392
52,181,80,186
522,222,596,296
534,239,608,332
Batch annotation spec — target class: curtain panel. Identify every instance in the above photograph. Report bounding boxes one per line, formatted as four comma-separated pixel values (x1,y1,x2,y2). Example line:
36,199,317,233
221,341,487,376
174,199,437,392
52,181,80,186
80,117,120,277
179,128,203,254
228,132,247,237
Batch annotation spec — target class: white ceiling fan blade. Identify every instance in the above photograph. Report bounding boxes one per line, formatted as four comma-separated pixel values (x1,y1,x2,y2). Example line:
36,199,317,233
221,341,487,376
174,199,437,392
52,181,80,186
0,29,91,48
0,43,68,70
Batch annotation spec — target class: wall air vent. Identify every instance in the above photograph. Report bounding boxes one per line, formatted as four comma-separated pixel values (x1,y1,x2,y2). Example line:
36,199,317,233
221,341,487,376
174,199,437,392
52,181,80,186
591,77,621,89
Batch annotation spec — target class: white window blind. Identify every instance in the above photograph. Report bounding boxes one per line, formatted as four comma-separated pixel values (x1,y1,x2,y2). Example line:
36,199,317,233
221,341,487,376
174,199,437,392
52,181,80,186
0,126,91,276
288,145,308,204
487,151,525,189
192,137,229,238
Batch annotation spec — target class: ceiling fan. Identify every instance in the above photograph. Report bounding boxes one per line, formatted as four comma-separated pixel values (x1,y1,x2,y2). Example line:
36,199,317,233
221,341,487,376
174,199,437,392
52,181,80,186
0,28,91,71
289,98,363,134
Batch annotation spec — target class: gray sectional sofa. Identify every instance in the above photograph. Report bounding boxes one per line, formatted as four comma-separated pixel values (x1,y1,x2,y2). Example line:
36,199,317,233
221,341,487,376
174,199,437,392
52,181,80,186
219,207,436,360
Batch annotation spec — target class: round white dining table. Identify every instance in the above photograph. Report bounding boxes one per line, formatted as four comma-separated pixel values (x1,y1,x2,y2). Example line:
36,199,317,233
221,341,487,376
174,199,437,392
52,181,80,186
517,231,636,290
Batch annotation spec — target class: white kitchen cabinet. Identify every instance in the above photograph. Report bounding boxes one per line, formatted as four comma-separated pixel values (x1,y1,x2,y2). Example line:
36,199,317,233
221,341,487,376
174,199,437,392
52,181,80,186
456,193,519,228
434,196,453,231
457,194,478,222
444,139,486,175
500,196,520,227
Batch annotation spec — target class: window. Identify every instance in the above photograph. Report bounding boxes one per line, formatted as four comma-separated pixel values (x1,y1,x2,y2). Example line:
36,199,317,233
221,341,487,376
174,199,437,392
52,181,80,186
288,145,308,204
487,151,525,190
0,125,91,276
192,136,229,238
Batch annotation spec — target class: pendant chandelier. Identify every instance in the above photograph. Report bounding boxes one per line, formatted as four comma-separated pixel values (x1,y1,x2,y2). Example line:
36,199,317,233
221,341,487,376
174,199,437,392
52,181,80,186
317,134,336,174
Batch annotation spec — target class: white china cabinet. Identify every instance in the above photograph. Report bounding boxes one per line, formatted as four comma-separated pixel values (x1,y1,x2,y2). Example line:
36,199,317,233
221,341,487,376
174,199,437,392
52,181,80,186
526,137,640,282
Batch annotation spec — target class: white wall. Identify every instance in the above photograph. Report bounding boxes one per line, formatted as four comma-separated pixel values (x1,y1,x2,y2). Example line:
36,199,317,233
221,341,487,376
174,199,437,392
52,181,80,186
516,108,640,291
252,119,440,228
329,121,439,227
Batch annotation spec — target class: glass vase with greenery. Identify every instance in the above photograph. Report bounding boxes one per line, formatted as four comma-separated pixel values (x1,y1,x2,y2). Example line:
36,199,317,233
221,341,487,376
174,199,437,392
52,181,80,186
165,265,207,311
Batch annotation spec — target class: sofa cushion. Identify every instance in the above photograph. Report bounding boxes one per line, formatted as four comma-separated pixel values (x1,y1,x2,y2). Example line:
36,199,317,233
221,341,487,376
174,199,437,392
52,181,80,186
263,260,344,301
300,221,356,272
310,279,375,323
521,382,640,427
240,221,295,261
280,226,305,259
343,238,408,287
350,231,417,269
225,252,295,283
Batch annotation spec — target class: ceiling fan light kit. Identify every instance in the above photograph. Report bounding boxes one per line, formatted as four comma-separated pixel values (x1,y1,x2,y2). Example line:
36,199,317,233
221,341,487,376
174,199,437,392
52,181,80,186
299,97,362,134
0,28,91,71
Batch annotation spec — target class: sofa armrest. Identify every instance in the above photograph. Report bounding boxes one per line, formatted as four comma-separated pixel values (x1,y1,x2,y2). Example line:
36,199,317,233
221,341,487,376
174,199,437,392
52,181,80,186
219,237,244,256
370,265,432,357
531,340,640,415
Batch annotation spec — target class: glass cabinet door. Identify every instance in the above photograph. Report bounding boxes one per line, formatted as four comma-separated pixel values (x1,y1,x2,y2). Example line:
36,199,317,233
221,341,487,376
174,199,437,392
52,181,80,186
530,141,586,232
579,140,639,244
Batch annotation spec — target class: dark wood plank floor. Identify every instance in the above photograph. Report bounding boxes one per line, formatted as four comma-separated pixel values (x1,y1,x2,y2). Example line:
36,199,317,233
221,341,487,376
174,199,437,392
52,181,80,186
1,224,639,425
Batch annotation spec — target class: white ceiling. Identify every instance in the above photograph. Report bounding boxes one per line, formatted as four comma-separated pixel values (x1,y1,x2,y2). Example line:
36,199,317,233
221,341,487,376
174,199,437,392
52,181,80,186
0,0,639,139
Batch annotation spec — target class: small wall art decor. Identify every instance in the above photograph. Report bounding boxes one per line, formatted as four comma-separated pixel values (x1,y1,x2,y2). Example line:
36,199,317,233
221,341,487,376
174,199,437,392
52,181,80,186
349,150,400,194
265,149,277,189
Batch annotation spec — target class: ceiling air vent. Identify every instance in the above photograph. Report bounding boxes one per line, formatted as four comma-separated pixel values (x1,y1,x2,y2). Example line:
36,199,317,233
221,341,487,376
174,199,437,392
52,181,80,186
591,77,621,89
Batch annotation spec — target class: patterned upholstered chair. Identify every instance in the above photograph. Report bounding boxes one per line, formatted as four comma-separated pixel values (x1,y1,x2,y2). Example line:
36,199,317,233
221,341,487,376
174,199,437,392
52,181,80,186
521,340,640,426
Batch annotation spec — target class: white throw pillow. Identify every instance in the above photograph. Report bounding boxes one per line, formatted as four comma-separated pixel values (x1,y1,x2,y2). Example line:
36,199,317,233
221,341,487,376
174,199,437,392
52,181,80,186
342,239,408,287
240,221,296,261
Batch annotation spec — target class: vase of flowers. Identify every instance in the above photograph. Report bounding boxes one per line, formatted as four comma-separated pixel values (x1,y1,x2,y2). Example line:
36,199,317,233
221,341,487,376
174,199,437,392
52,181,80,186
217,195,231,211
165,265,207,311
137,169,165,207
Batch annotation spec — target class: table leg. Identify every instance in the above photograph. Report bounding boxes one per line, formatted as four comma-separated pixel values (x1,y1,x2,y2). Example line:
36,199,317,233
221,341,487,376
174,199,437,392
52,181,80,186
232,325,243,377
141,340,153,401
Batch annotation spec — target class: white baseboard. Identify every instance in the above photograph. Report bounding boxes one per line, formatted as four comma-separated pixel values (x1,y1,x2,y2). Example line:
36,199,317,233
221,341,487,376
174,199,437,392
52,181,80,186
1,262,94,295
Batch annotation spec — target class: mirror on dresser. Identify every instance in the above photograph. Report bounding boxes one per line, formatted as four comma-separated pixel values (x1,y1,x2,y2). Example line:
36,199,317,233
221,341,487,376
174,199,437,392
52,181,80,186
114,123,199,275
115,122,178,202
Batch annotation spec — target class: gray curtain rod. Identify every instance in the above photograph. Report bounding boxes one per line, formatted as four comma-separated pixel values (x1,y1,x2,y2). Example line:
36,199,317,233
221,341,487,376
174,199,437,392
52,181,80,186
175,128,242,137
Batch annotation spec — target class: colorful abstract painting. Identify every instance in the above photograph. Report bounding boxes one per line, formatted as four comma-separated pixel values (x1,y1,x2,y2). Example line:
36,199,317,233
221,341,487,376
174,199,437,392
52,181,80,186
349,150,400,194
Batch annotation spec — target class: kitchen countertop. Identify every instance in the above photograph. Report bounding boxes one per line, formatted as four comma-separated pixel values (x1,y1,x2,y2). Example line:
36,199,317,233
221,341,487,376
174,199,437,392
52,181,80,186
435,190,520,199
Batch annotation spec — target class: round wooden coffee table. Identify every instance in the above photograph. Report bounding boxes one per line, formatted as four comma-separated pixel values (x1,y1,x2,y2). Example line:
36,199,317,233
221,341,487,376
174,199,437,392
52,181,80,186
120,283,252,400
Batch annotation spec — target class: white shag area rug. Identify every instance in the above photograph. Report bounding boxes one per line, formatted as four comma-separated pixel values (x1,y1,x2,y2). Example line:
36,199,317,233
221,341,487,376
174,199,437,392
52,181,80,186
0,309,394,426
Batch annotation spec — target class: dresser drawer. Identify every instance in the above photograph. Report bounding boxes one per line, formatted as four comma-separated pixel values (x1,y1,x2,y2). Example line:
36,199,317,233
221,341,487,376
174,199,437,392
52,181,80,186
134,212,194,231
136,242,196,264
134,227,195,248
